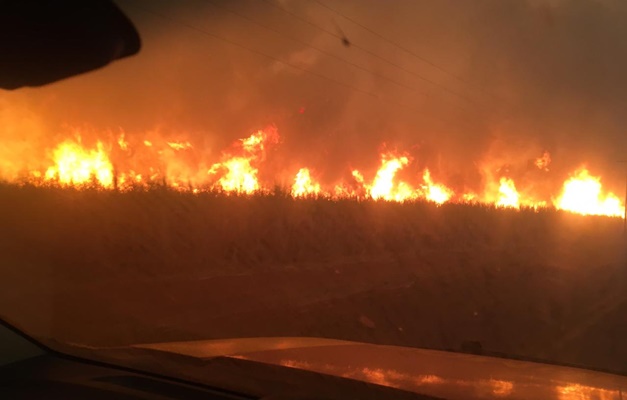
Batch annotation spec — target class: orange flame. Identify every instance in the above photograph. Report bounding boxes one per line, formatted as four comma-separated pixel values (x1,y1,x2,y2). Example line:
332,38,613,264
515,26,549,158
422,169,453,204
210,157,259,194
365,153,415,201
208,127,278,194
1,125,625,219
292,168,321,197
554,168,623,217
44,139,114,188
496,177,520,209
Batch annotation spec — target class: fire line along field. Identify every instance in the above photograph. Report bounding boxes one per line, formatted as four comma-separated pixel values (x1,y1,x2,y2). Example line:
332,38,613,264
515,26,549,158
0,183,626,375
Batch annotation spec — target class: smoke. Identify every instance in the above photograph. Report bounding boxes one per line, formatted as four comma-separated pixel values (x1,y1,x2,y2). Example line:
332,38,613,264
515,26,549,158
1,0,626,191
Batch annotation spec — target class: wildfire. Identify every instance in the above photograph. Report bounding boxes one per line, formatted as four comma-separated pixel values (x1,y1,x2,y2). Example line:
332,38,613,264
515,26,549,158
292,168,321,197
422,169,453,204
496,177,520,209
44,140,114,188
359,153,416,201
208,127,279,194
2,124,625,219
210,157,259,194
554,168,623,217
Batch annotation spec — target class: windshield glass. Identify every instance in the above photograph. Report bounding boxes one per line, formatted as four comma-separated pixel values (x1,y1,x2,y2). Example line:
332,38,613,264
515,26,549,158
1,0,626,387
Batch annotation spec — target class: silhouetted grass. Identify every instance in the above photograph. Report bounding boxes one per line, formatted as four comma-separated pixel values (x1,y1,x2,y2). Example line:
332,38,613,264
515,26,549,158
1,182,623,280
1,182,627,374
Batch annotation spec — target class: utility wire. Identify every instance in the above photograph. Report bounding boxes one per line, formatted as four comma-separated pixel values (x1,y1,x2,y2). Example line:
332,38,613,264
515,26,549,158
126,2,473,126
309,0,487,97
258,0,477,108
203,0,429,99
130,4,377,100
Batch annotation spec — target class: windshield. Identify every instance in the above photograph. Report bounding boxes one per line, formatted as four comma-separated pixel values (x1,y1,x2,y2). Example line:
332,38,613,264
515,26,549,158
1,0,627,392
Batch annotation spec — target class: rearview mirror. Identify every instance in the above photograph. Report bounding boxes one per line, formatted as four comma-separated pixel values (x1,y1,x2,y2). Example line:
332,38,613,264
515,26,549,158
0,0,141,90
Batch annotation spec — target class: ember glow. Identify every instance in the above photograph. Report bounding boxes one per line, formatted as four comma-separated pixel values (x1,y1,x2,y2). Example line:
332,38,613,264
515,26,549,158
2,125,624,218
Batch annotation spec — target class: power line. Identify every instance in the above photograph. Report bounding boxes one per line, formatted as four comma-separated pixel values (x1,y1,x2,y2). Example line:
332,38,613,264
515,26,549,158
130,4,376,99
203,0,429,100
258,0,477,108
125,2,471,126
309,0,486,96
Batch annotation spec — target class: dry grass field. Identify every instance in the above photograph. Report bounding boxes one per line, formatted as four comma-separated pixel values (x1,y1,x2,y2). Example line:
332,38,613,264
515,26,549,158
0,184,626,374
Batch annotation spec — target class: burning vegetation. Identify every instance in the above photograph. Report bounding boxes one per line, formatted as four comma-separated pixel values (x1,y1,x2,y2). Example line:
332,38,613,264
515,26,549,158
2,125,623,218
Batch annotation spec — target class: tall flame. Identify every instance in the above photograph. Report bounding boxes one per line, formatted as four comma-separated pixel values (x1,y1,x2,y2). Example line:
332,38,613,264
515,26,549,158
44,140,114,188
422,169,453,204
292,168,321,197
208,127,279,194
210,158,259,194
555,168,623,217
496,177,520,209
366,154,413,201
